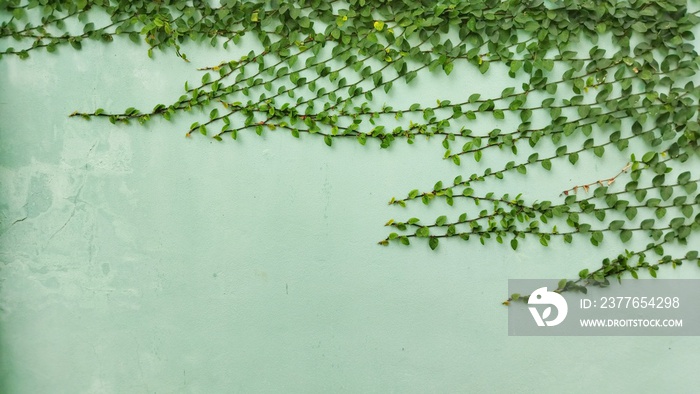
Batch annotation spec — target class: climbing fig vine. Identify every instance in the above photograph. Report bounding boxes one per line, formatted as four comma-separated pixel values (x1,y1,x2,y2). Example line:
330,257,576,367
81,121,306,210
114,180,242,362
3,0,700,299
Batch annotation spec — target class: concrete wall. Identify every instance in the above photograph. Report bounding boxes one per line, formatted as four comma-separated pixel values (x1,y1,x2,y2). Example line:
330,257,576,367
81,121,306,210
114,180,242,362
1,36,699,393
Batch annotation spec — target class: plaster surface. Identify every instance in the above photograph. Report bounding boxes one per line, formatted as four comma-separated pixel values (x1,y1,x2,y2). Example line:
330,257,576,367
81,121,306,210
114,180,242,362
1,35,699,393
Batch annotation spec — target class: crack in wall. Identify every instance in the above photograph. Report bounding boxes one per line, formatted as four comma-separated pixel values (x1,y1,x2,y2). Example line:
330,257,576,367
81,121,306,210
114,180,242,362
45,141,98,245
0,215,29,238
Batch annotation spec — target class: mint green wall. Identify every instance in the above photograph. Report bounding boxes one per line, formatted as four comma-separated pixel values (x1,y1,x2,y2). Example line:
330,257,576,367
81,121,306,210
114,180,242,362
1,39,699,393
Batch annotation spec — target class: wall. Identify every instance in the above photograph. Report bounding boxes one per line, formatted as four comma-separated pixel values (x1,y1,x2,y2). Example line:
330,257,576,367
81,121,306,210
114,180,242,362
1,31,699,393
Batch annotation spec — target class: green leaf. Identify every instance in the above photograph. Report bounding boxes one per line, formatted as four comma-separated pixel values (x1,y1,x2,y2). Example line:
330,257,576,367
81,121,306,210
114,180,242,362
595,210,606,221
656,207,667,219
620,230,633,243
631,21,647,33
642,152,656,163
568,152,579,165
558,279,567,289
609,220,624,231
83,22,95,34
429,237,439,250
416,227,430,238
524,21,539,32
357,133,367,145
681,205,693,218
640,219,655,230
678,171,691,185
479,61,489,74
435,215,447,226
443,62,454,75
592,231,604,243
660,187,673,201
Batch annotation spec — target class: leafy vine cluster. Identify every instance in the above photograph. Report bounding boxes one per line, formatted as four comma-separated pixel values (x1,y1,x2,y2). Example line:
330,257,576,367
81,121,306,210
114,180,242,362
2,0,699,301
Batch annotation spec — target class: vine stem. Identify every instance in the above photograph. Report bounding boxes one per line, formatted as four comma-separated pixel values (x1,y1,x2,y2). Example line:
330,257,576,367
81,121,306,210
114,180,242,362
560,162,632,196
502,239,677,305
